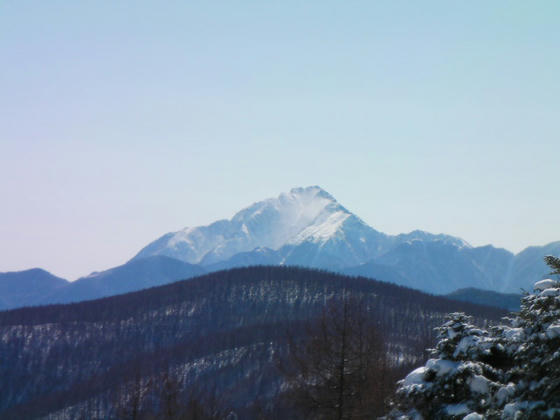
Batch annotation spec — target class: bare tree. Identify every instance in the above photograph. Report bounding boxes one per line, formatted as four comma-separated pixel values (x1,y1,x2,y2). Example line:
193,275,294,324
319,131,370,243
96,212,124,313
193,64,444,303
116,366,153,420
159,369,183,420
281,294,392,419
178,385,230,420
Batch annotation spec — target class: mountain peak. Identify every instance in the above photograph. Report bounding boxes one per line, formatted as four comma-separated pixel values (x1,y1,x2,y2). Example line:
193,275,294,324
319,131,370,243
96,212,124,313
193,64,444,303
133,186,373,265
288,185,336,200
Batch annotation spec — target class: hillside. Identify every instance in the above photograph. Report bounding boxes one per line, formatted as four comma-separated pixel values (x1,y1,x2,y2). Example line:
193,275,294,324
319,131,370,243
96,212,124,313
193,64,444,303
0,266,507,419
39,255,206,305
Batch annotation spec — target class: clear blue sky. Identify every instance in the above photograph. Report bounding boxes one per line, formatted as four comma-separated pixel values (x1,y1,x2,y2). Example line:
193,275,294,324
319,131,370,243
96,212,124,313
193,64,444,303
1,1,559,280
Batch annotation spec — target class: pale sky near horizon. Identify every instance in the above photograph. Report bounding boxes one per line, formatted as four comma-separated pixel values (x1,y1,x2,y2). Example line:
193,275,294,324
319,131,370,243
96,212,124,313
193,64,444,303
1,1,559,280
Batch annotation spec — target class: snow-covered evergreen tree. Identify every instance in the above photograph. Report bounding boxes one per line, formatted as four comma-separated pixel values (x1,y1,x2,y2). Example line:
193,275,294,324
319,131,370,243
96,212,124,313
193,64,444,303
498,277,560,419
385,256,560,419
386,313,502,419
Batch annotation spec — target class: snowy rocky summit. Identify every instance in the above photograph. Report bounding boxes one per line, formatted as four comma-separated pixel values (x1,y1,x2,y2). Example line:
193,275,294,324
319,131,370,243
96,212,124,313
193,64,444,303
133,186,390,267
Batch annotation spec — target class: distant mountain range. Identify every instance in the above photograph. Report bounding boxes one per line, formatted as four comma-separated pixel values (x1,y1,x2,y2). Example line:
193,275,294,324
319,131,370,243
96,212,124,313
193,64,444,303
2,186,559,308
0,269,68,310
39,256,206,305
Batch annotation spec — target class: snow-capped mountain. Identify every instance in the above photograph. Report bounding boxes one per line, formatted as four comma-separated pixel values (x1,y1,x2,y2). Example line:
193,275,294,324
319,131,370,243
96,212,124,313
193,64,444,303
132,186,519,294
133,186,391,269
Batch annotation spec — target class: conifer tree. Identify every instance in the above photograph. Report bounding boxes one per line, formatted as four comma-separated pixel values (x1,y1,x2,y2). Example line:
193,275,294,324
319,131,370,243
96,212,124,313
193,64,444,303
498,272,560,417
386,313,502,419
386,256,560,419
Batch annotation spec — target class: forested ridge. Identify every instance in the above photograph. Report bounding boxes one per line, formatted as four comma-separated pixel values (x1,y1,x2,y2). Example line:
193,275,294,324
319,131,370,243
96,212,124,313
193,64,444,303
0,266,506,419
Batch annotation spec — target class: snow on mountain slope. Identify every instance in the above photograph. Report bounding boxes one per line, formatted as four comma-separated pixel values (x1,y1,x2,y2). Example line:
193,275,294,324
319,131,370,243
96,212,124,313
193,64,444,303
502,241,560,293
392,230,472,249
133,186,389,266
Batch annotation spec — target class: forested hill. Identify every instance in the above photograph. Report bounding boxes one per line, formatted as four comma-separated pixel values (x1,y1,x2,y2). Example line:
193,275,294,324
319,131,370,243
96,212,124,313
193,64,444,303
445,287,522,312
0,266,507,419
